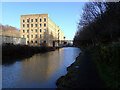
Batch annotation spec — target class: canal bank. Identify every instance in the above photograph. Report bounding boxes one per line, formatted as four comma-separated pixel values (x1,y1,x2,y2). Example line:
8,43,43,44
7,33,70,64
56,49,106,88
2,44,59,65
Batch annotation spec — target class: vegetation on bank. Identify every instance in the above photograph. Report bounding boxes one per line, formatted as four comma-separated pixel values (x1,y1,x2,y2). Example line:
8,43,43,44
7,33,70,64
92,42,120,89
2,43,56,65
73,2,120,89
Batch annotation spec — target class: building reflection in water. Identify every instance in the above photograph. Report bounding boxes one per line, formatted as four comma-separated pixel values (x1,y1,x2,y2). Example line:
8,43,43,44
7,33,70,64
18,48,64,87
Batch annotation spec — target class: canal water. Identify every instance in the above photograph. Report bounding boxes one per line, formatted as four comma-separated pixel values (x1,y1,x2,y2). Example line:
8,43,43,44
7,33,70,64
2,47,81,88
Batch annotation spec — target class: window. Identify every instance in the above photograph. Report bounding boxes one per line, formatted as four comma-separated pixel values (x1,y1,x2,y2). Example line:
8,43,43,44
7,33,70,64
27,29,29,33
27,35,29,38
35,19,37,22
44,18,46,22
40,29,41,32
44,40,46,44
35,41,37,43
31,41,33,43
40,24,42,27
44,35,46,38
44,23,46,27
44,29,46,32
40,34,41,38
40,40,42,44
27,19,29,22
31,24,33,27
23,30,25,33
23,35,25,38
31,19,33,22
23,20,25,23
35,29,37,32
23,24,25,27
31,29,33,32
40,18,42,22
35,24,37,27
27,41,29,44
31,35,33,38
35,35,37,38
27,24,29,27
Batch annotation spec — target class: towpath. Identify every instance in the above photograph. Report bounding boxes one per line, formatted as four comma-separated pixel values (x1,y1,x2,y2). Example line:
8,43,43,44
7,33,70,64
57,49,106,88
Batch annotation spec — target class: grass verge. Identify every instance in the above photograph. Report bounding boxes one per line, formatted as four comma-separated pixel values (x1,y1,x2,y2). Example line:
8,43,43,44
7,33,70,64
92,42,120,89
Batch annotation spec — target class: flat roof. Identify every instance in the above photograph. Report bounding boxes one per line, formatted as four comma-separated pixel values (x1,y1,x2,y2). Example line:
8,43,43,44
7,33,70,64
21,14,48,17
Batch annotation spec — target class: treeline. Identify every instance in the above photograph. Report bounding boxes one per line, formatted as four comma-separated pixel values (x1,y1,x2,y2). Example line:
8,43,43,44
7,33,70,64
73,2,120,47
73,2,120,88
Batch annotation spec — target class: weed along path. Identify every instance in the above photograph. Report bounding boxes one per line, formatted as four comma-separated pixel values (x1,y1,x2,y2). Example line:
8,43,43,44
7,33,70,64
56,49,106,88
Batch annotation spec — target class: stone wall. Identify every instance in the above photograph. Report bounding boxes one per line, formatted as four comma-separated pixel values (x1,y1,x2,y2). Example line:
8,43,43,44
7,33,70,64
0,35,26,45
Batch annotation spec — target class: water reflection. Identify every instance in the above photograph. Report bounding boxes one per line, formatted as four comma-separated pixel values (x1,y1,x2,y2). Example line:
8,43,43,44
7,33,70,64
19,49,64,86
2,47,81,88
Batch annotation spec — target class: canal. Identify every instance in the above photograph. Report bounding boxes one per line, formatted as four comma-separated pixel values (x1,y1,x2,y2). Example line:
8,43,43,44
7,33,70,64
2,47,81,88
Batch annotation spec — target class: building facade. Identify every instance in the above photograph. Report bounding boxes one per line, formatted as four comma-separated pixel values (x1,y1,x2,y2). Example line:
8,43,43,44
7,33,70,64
0,24,26,45
0,35,26,45
21,14,64,47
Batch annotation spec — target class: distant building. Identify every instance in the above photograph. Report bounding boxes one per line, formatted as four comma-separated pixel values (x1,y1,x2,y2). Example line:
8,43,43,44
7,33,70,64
0,35,26,45
1,25,21,37
0,25,26,45
21,14,65,47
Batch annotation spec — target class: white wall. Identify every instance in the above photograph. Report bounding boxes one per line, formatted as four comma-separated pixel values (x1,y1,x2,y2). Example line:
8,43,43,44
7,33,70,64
0,35,26,45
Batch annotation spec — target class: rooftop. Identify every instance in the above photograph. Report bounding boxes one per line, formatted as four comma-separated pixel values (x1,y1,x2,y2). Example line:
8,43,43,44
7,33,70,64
21,14,49,17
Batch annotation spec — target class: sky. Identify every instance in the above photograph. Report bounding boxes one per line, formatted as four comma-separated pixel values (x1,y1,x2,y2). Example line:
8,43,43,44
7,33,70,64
1,2,85,40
